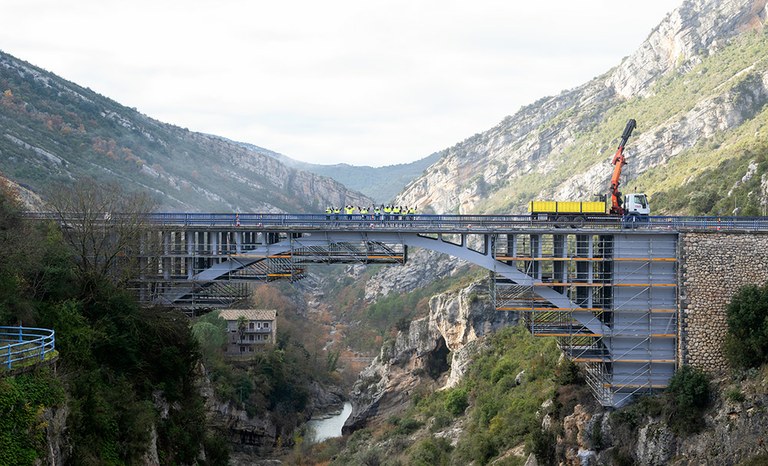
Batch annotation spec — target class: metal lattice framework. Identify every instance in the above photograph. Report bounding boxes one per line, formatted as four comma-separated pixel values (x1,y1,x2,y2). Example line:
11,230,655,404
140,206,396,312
492,232,677,406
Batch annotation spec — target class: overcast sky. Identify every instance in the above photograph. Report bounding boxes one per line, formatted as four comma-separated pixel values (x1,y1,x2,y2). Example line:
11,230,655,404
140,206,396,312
3,0,682,167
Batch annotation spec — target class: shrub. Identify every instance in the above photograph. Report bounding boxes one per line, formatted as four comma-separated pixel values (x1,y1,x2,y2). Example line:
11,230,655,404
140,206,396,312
444,387,469,416
725,388,746,403
665,365,710,435
408,437,452,466
528,428,556,466
724,283,768,370
394,417,424,435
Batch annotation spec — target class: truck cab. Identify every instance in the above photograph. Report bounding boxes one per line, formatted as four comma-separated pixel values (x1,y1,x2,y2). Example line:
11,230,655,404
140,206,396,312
624,193,650,216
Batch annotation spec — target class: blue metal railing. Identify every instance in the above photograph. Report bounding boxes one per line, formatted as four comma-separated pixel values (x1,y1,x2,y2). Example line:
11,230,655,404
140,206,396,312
0,326,56,371
23,212,768,232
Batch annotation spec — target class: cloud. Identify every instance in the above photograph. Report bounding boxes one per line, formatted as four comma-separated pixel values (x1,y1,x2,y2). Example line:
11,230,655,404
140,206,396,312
2,0,681,166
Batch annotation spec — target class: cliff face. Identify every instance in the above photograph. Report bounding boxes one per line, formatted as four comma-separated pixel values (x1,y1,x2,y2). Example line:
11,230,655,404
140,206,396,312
394,0,768,216
343,281,517,432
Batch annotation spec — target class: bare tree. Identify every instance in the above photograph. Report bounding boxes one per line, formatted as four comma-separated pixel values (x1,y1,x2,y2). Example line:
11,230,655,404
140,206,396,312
49,178,158,286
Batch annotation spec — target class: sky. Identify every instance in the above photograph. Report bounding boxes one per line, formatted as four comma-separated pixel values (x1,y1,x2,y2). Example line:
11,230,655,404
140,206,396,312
2,0,682,167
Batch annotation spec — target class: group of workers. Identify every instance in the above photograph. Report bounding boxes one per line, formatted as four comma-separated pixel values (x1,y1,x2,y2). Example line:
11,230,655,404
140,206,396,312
325,205,418,220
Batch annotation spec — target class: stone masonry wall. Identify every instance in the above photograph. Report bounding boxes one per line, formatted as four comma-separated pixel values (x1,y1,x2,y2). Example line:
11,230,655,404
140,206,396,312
679,232,768,373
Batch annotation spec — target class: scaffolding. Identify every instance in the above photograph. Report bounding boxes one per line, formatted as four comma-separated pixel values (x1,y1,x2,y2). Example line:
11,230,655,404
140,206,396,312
492,232,677,406
134,228,406,309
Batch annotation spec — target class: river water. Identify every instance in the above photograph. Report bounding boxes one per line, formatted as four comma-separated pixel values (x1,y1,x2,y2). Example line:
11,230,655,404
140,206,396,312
306,402,352,443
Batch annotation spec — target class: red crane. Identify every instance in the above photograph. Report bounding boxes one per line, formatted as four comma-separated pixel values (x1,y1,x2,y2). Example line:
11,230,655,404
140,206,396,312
609,119,637,215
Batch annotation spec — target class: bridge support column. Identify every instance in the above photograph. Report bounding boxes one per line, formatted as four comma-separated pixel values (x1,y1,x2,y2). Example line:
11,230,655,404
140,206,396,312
163,231,171,281
186,230,195,280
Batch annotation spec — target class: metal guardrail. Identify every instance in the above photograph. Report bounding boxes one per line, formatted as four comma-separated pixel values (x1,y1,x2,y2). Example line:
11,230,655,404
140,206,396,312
23,212,768,232
0,326,56,371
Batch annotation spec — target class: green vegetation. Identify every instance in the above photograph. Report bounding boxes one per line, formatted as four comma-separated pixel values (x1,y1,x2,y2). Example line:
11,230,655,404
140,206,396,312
724,283,768,370
609,364,711,461
665,365,711,435
0,183,225,465
0,368,64,465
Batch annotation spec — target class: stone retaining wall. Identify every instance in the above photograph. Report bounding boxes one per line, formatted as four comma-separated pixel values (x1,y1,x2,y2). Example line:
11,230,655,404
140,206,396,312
679,232,768,373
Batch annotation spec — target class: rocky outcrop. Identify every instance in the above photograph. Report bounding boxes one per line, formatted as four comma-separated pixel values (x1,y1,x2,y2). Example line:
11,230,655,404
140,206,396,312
362,249,470,301
607,0,768,99
539,374,768,465
343,281,517,432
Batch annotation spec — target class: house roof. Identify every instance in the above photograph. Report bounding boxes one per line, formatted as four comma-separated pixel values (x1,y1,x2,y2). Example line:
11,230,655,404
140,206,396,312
218,309,277,321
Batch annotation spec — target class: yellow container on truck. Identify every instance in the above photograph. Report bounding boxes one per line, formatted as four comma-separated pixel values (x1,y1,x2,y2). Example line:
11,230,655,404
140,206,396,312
581,201,607,214
556,201,582,213
528,200,609,216
528,201,557,213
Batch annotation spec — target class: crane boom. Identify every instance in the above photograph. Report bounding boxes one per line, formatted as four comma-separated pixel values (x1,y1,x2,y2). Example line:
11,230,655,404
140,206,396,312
609,119,637,215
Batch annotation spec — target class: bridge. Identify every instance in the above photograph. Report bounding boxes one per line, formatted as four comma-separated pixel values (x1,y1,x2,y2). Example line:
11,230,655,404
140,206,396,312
34,211,768,406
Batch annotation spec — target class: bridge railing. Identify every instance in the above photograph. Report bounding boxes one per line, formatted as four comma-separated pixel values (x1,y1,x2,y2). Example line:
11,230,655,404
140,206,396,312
23,212,768,232
1,326,56,371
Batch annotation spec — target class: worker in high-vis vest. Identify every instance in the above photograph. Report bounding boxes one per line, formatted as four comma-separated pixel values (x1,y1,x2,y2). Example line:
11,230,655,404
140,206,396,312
344,205,354,220
392,205,401,220
383,205,392,221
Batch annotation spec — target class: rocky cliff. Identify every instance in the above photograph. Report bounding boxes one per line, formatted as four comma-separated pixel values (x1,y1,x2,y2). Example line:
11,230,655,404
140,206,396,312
541,371,768,465
343,280,517,432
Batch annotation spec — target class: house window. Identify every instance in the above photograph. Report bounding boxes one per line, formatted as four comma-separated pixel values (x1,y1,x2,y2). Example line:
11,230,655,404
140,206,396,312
240,346,246,353
248,346,254,352
249,334,255,341
249,322,255,330
257,322,262,329
263,322,270,329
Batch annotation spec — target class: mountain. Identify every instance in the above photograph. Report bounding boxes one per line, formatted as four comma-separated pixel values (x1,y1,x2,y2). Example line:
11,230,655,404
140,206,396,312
0,54,371,212
395,0,768,218
265,149,442,204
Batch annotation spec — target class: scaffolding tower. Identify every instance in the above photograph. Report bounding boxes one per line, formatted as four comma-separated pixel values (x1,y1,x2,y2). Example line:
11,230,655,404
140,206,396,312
492,232,677,406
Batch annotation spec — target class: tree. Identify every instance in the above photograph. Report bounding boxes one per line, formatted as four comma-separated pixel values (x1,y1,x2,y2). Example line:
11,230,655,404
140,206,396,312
665,365,710,434
0,174,47,323
48,178,157,288
724,283,768,370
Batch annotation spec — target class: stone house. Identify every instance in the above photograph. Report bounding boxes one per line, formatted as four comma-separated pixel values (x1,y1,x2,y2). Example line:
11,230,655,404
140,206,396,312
219,309,277,355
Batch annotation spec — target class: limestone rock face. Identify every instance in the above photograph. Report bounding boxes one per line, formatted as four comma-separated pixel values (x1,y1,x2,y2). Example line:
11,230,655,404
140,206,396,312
542,373,768,465
607,0,768,99
363,249,469,301
344,281,517,432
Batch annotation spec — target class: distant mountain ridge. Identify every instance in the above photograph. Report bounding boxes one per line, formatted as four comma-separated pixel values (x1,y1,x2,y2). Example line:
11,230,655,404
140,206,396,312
238,141,441,204
0,54,371,212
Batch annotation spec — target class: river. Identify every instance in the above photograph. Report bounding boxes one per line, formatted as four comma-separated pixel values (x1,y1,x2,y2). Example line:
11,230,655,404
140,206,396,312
306,402,353,443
